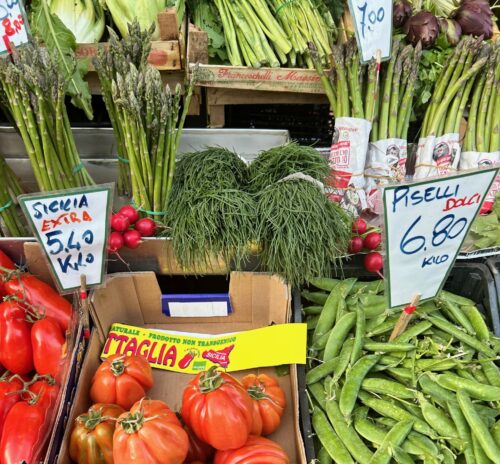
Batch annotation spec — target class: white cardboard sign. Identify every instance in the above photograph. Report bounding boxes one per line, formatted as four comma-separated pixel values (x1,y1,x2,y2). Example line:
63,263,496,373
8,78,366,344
348,0,392,63
382,168,498,308
0,0,30,55
19,185,113,293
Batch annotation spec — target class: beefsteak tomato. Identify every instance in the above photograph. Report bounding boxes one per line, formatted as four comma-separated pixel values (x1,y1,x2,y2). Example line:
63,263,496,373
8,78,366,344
181,367,253,451
0,372,24,437
214,436,290,464
113,399,188,464
70,403,125,464
0,301,34,374
185,423,215,463
4,273,73,332
31,318,66,379
90,354,154,410
241,374,286,436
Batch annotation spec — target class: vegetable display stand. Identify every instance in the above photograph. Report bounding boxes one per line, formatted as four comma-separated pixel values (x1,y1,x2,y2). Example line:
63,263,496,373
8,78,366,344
56,271,306,463
295,260,500,462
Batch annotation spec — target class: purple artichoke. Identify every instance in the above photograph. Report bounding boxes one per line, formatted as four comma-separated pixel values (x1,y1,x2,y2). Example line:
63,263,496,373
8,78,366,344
438,18,462,46
393,0,413,28
404,11,440,48
454,0,493,39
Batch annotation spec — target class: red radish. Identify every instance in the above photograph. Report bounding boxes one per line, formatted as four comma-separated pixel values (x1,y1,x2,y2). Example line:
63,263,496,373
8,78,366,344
118,205,139,224
348,236,363,254
352,218,367,234
123,230,142,249
108,232,124,253
111,214,130,232
364,252,383,273
363,232,382,250
134,218,157,237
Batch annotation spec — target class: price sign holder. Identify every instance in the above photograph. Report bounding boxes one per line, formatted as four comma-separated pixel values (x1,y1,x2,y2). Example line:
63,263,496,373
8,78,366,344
347,0,393,63
382,168,498,310
0,0,31,55
19,184,114,295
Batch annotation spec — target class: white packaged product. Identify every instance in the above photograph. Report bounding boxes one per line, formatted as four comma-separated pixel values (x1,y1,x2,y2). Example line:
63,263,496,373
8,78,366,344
414,133,461,179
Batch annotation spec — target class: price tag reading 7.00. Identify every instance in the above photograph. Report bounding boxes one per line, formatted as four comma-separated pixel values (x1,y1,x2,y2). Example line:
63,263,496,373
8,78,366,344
0,0,30,55
348,0,392,63
19,185,113,294
382,168,498,308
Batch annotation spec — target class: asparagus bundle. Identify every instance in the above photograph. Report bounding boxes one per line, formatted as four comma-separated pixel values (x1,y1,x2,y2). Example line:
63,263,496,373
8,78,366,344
0,44,93,192
415,36,489,179
94,22,195,214
0,157,27,237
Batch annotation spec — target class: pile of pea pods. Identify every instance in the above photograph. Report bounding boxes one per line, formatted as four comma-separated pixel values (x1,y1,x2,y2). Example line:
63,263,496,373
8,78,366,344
302,277,500,464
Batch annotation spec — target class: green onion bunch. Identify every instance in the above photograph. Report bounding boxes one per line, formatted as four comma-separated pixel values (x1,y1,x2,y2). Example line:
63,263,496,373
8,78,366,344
248,142,329,193
0,44,94,192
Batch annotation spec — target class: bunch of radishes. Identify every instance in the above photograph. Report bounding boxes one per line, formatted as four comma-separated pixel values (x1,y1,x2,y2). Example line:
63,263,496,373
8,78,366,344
108,205,157,253
349,218,383,274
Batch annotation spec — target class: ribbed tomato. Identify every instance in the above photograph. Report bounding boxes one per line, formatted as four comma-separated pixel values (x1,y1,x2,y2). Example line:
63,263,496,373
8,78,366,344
242,374,286,436
214,436,290,464
113,399,188,464
90,354,153,410
185,423,215,463
69,403,125,464
181,367,253,451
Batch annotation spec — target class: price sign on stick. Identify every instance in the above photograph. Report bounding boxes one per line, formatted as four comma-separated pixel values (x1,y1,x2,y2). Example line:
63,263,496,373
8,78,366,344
0,0,30,55
19,185,113,294
382,168,498,309
348,0,392,63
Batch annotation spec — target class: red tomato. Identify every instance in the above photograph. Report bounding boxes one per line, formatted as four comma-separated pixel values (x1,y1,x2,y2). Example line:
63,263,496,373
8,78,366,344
25,377,60,411
4,273,73,332
0,373,24,437
90,354,154,410
181,367,254,451
31,318,66,379
113,399,189,464
0,301,34,374
0,249,15,298
214,436,290,464
242,374,286,436
185,424,215,463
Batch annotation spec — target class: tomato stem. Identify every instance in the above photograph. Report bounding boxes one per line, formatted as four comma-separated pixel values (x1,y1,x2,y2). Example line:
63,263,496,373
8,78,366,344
79,409,117,430
246,385,270,401
199,366,224,393
110,356,126,376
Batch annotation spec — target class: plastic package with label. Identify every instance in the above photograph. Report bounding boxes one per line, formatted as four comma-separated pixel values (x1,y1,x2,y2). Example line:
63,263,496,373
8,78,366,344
414,133,461,179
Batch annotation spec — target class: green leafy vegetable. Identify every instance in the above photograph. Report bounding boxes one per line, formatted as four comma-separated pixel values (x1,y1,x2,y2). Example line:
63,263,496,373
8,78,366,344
464,194,500,250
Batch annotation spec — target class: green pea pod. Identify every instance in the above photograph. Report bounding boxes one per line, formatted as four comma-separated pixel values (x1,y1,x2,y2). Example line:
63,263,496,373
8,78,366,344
339,354,381,420
363,302,387,319
370,420,415,464
457,390,500,464
357,390,437,439
303,305,323,316
332,337,355,382
386,367,414,384
308,277,341,292
418,374,455,405
302,290,329,305
414,300,439,315
312,282,342,342
307,315,319,331
317,446,333,464
413,358,460,372
471,365,489,385
461,305,490,342
323,312,357,360
436,373,500,402
350,305,365,366
457,368,477,382
335,300,349,324
307,381,327,411
478,353,500,387
363,341,416,352
440,290,475,306
447,400,475,464
306,357,339,385
438,297,476,335
361,377,416,399
312,407,354,464
472,432,491,464
392,446,416,464
351,279,384,294
366,316,400,337
346,295,358,309
311,328,333,352
491,420,500,446
439,446,456,464
393,321,433,344
325,395,373,464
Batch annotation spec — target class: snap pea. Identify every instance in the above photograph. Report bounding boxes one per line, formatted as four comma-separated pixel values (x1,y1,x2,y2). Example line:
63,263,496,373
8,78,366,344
324,312,357,360
365,313,391,334
363,302,387,319
361,377,416,399
479,353,500,387
351,279,384,294
336,300,349,324
491,420,500,446
302,290,329,305
350,305,366,366
472,432,491,464
417,393,460,446
306,357,339,385
440,290,475,306
439,297,476,335
363,341,416,353
308,381,327,411
457,368,477,382
472,365,490,385
333,338,355,382
307,315,319,331
308,277,341,292
303,305,323,316
317,446,333,464
412,358,460,372
339,354,381,420
386,367,414,383
436,373,500,401
369,420,415,464
346,294,358,308
427,315,495,356
312,407,354,464
397,398,425,421
447,400,476,464
414,300,439,315
457,390,500,464
325,396,374,464
440,446,456,464
359,293,385,308
311,329,333,352
393,321,434,344
419,374,455,404
357,390,437,438
462,305,490,342
392,447,417,464
378,354,406,367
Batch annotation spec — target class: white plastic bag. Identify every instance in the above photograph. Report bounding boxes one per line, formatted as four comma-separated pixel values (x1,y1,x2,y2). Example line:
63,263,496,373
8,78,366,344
414,133,461,179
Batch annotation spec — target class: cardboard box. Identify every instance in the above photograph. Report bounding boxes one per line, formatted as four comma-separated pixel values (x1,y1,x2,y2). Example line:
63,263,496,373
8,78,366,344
57,271,307,463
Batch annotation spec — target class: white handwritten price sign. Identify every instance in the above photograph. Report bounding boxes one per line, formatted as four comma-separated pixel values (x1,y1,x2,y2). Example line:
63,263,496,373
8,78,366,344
19,185,114,294
382,168,498,308
348,0,392,63
0,0,30,55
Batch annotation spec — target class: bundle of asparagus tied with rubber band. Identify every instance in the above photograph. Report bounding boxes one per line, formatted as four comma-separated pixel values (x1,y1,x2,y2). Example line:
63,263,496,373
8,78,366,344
0,157,27,237
0,44,94,192
313,38,380,216
365,40,422,213
414,36,490,179
460,40,500,215
94,21,196,216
